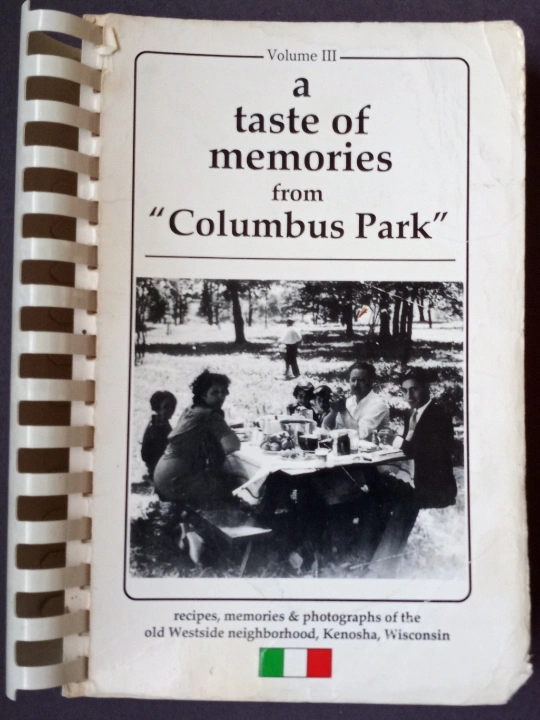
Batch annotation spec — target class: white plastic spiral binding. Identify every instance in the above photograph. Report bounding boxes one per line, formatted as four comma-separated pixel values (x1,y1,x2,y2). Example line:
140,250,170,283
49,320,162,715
7,2,103,699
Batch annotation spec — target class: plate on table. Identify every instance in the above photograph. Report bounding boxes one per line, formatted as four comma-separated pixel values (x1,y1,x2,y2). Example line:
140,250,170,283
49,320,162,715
262,449,302,459
281,417,313,423
358,440,378,452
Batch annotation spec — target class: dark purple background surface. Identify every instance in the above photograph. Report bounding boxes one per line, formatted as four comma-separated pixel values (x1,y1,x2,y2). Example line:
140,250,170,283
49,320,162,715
1,1,538,718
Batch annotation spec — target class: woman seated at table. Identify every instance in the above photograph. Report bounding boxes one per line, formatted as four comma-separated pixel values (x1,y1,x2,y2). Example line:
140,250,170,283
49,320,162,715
287,380,315,417
154,369,245,562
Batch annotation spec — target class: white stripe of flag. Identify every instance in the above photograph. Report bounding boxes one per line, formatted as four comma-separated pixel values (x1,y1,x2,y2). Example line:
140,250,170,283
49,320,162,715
283,648,308,677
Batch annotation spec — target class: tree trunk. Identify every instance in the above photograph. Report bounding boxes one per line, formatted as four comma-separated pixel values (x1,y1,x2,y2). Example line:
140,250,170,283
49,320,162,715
227,280,246,344
343,284,354,339
201,281,213,325
401,293,416,363
401,338,412,365
262,288,268,328
343,306,354,338
247,286,253,327
210,283,216,325
406,299,414,339
399,296,408,337
379,296,390,338
418,297,425,323
392,297,401,336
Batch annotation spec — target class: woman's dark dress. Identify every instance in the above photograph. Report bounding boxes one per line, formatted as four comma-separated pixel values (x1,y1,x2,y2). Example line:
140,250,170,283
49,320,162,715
153,405,241,510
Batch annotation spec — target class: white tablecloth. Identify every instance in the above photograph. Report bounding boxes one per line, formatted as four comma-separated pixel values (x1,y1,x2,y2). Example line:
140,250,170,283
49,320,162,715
231,444,406,505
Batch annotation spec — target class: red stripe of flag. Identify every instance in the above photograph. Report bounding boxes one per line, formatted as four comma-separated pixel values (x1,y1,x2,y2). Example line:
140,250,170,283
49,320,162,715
306,649,332,678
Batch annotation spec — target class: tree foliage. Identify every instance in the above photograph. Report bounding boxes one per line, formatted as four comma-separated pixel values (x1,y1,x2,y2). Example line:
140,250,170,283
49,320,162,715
137,278,463,347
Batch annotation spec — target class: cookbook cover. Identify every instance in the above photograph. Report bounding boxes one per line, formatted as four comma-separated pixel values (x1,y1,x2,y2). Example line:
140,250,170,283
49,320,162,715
71,15,529,702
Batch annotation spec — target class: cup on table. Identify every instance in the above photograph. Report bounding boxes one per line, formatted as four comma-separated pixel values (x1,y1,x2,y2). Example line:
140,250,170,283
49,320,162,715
335,430,351,456
298,434,319,452
318,435,333,451
347,430,359,453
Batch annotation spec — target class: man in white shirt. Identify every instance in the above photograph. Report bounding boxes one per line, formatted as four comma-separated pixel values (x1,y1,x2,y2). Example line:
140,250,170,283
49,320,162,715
322,362,389,439
279,319,302,378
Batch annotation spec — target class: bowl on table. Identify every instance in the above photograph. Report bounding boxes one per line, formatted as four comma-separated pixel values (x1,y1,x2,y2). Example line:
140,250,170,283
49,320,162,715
298,434,319,452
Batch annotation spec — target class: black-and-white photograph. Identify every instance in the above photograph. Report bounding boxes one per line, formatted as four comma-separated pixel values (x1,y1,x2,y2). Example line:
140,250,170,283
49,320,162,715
128,279,466,580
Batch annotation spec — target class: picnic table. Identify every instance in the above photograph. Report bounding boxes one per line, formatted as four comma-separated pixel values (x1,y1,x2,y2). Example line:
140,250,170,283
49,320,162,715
232,443,406,506
227,442,408,569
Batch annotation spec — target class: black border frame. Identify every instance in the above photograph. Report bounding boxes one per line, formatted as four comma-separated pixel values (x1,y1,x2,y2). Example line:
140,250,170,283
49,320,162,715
124,50,471,604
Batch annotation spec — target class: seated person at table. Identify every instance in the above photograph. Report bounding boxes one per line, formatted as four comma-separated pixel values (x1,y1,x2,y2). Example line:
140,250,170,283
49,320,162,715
154,370,245,562
287,380,315,418
141,390,177,481
322,361,389,439
366,368,456,577
312,385,332,427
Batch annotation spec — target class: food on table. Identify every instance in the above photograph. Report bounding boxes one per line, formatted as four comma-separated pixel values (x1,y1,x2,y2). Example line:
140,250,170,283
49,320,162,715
358,439,378,452
260,430,295,453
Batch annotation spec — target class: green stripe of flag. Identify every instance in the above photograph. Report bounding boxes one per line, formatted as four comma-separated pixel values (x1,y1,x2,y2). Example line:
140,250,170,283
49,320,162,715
259,648,284,677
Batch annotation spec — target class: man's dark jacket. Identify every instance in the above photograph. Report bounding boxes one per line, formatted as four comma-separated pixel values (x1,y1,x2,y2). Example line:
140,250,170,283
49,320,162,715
401,400,456,509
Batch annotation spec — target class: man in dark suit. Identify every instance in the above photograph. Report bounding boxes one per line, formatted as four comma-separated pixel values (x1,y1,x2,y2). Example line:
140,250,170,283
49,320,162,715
366,368,457,577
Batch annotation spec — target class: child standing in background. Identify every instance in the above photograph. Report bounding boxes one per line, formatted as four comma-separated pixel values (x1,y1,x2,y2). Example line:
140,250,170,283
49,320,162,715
141,391,177,481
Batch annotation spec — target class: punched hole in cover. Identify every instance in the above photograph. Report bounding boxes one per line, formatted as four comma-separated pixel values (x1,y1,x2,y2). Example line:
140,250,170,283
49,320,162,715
15,639,63,667
16,591,65,619
27,30,82,61
19,354,73,380
24,121,78,151
19,401,71,426
21,260,75,286
22,214,76,241
24,167,78,196
16,543,66,570
17,495,68,523
20,307,74,334
25,76,80,106
20,308,74,335
18,448,70,475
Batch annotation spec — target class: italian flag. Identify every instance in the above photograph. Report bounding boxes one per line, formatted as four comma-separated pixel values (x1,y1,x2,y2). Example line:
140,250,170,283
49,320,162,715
259,648,332,678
